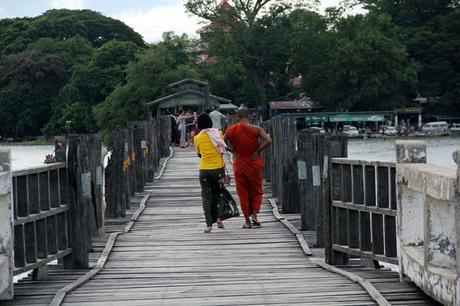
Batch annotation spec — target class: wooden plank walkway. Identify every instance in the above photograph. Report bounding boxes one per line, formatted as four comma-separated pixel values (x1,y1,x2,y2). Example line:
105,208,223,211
59,149,376,305
285,215,439,305
0,148,439,306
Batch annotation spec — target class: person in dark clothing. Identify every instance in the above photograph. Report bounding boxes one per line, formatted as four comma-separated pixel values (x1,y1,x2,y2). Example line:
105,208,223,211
194,113,226,233
170,115,179,146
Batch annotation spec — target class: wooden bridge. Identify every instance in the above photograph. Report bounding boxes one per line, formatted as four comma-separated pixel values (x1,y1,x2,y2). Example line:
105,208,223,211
1,116,456,305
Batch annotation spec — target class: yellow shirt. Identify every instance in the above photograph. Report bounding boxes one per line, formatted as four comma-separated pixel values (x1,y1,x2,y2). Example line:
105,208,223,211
194,131,225,170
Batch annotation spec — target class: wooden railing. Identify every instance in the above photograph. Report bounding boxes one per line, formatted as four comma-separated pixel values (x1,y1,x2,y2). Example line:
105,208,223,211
330,159,398,265
0,116,172,300
262,117,397,266
105,117,171,217
12,163,72,275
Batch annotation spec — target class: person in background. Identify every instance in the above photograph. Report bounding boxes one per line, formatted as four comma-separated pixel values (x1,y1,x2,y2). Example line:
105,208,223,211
190,112,198,145
177,111,188,148
209,105,226,131
185,111,195,145
194,113,226,233
194,112,201,137
170,114,179,146
225,108,271,229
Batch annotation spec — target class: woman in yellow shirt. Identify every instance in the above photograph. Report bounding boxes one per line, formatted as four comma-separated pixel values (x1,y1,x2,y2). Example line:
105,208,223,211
194,113,225,233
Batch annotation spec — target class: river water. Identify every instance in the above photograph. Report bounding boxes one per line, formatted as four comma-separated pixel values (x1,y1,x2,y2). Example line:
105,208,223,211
0,144,55,171
348,136,460,170
2,136,460,171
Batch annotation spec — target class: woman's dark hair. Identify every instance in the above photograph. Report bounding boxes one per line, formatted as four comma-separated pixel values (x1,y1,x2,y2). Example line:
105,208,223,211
197,113,213,130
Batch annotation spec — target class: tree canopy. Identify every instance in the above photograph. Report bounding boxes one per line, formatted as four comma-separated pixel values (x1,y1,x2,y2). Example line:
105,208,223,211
0,9,144,138
0,2,459,141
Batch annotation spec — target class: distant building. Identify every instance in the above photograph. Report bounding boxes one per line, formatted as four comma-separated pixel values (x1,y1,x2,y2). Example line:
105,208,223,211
196,1,235,64
148,79,237,116
268,97,323,117
394,95,460,128
198,0,234,34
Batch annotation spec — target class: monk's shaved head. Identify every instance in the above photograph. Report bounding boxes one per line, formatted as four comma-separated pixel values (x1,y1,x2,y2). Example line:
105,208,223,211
237,108,250,119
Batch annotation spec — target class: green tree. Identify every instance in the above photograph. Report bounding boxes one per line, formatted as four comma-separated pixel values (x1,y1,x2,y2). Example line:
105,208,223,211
348,0,459,27
186,0,316,26
94,33,202,145
26,36,94,68
187,1,318,105
0,9,146,138
201,59,263,106
350,0,460,114
0,51,67,137
302,13,418,111
0,9,144,54
43,39,140,136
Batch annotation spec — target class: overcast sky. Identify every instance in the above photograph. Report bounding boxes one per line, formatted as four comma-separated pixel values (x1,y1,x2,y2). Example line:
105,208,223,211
0,0,365,42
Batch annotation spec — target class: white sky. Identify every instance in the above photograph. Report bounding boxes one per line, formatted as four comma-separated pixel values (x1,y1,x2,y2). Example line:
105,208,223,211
112,4,202,43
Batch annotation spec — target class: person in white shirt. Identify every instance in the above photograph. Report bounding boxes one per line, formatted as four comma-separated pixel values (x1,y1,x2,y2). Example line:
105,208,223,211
209,105,227,130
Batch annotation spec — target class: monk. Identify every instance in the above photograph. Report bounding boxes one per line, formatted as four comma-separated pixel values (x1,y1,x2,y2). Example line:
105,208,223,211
225,108,272,229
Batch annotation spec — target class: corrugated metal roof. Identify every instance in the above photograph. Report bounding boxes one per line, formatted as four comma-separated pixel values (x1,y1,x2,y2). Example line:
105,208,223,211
148,89,231,106
168,78,208,88
269,98,318,110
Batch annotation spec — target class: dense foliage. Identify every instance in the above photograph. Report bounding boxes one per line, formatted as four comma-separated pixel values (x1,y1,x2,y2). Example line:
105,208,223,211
0,9,144,138
0,1,459,140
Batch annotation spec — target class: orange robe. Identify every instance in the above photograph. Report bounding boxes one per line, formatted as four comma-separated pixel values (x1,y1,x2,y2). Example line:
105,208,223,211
225,123,263,217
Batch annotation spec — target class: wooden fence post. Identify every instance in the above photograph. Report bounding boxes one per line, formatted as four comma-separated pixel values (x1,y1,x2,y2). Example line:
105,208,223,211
260,121,272,181
66,135,93,268
104,117,168,219
146,120,156,181
297,130,324,232
127,123,144,193
324,134,348,263
87,134,103,235
297,131,347,250
120,129,131,210
54,136,67,163
151,119,160,171
0,148,13,300
271,116,299,213
127,127,136,198
104,145,118,218
159,116,172,158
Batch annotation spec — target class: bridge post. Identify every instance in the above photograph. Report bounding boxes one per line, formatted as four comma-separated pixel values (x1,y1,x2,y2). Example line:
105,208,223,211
0,149,13,300
395,140,427,281
395,140,427,164
260,121,272,181
65,135,95,268
453,150,460,306
322,134,348,264
396,141,460,305
271,116,299,213
54,136,67,163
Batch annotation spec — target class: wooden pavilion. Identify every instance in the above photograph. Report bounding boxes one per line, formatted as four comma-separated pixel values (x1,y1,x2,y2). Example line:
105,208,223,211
148,79,236,116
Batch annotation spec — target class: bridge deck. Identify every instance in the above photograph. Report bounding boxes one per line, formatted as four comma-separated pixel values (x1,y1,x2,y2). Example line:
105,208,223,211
63,150,377,305
1,149,438,305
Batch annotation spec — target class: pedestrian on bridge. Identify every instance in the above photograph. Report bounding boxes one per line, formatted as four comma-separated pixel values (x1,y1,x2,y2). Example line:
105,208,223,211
194,113,226,233
225,108,271,229
177,111,188,148
209,105,226,131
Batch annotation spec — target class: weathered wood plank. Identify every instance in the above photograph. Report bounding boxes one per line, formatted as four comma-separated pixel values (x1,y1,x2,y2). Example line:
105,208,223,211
6,147,438,306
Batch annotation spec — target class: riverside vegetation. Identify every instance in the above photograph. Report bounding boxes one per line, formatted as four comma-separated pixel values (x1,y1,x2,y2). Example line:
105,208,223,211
0,0,459,145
